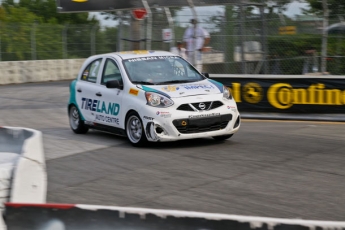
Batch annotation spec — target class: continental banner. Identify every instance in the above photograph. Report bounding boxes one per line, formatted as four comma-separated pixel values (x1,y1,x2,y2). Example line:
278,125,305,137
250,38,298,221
212,77,345,113
4,203,345,230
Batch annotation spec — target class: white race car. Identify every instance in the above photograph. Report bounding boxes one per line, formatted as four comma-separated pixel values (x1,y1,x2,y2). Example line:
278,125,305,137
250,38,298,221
68,50,240,146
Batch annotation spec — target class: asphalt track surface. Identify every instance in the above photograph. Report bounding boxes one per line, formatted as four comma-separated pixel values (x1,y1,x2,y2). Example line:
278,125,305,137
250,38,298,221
1,81,345,221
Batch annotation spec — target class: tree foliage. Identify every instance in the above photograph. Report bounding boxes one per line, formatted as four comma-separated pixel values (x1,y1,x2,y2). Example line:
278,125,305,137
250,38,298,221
0,0,121,61
1,0,97,24
304,0,345,18
0,6,41,60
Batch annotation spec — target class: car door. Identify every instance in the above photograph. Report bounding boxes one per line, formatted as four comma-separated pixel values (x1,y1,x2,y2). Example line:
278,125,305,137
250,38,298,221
92,57,123,128
76,58,104,122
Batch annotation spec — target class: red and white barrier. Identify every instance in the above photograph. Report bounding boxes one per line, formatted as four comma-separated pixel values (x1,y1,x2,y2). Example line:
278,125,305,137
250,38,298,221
4,203,345,230
0,127,47,230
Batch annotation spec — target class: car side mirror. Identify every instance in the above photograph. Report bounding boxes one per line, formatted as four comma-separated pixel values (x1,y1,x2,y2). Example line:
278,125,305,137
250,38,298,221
202,72,209,78
106,80,123,90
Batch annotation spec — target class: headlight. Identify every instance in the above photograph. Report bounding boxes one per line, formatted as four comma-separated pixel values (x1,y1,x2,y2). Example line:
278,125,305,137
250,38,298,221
145,92,174,107
223,86,233,100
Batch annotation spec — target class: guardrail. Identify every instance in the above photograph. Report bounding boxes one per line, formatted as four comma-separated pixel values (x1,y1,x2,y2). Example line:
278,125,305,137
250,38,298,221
0,127,47,230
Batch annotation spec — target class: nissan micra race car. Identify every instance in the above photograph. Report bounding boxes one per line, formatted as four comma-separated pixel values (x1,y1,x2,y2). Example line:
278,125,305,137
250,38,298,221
68,50,240,146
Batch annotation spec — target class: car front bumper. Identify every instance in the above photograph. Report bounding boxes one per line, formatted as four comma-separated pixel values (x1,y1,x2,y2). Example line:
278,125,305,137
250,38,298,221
140,96,241,142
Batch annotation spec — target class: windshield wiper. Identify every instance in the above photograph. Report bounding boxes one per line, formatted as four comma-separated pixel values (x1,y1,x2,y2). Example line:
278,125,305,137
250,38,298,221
155,80,192,85
131,81,155,85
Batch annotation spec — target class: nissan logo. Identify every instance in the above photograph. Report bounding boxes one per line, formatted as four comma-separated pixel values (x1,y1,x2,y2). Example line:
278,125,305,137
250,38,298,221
198,103,206,110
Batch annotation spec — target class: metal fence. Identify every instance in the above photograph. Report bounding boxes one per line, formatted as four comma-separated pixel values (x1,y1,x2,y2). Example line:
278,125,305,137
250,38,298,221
1,8,345,75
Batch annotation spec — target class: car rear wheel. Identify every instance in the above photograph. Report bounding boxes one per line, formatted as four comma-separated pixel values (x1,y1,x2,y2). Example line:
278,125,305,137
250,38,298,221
212,134,233,141
126,112,148,147
69,105,89,134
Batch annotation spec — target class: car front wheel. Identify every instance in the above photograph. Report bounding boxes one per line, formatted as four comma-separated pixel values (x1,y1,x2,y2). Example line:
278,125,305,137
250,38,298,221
69,105,89,134
212,134,233,141
126,112,148,147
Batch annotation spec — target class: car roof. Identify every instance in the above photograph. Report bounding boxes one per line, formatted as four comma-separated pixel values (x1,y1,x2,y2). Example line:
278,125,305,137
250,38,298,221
91,50,176,60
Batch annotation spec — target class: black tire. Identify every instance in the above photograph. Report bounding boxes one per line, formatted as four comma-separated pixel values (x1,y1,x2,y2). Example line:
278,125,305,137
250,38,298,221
125,111,148,147
69,105,89,134
212,134,233,141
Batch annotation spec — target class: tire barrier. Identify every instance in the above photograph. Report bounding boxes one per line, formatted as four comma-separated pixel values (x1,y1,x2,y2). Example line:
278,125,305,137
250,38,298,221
4,203,345,230
0,127,47,230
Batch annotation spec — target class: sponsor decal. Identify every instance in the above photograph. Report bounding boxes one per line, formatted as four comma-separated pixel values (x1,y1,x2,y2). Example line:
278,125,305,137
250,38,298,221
127,56,178,63
189,113,220,119
82,70,88,80
228,81,345,110
242,82,263,104
267,83,345,109
156,111,171,118
81,97,120,116
143,116,154,120
181,84,215,90
227,106,237,112
95,115,119,125
141,86,171,99
120,50,149,55
162,85,179,92
129,88,139,96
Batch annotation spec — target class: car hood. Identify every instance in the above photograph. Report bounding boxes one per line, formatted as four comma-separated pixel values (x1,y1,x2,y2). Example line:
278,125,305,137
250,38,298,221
138,79,224,98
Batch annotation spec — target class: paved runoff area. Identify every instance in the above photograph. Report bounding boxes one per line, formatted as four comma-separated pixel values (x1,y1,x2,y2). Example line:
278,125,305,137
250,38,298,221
1,81,345,221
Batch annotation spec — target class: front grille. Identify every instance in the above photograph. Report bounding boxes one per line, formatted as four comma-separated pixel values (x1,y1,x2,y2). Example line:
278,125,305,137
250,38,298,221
176,101,223,112
191,102,212,110
173,114,232,134
209,101,223,110
176,104,194,111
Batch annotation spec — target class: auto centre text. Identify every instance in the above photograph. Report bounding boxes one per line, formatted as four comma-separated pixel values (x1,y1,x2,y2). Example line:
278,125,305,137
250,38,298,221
81,97,120,124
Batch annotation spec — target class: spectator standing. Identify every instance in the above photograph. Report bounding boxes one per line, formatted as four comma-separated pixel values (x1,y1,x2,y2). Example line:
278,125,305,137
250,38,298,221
183,18,210,72
170,41,187,59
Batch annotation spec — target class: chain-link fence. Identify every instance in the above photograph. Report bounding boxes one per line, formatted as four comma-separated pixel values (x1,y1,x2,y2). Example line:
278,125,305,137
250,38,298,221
1,8,345,75
0,23,119,61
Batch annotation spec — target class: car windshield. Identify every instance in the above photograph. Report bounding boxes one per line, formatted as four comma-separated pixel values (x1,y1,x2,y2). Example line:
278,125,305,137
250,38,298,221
123,56,205,85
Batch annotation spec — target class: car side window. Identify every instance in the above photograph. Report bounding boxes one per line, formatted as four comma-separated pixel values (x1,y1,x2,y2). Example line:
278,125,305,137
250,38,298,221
101,59,123,85
81,59,102,83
